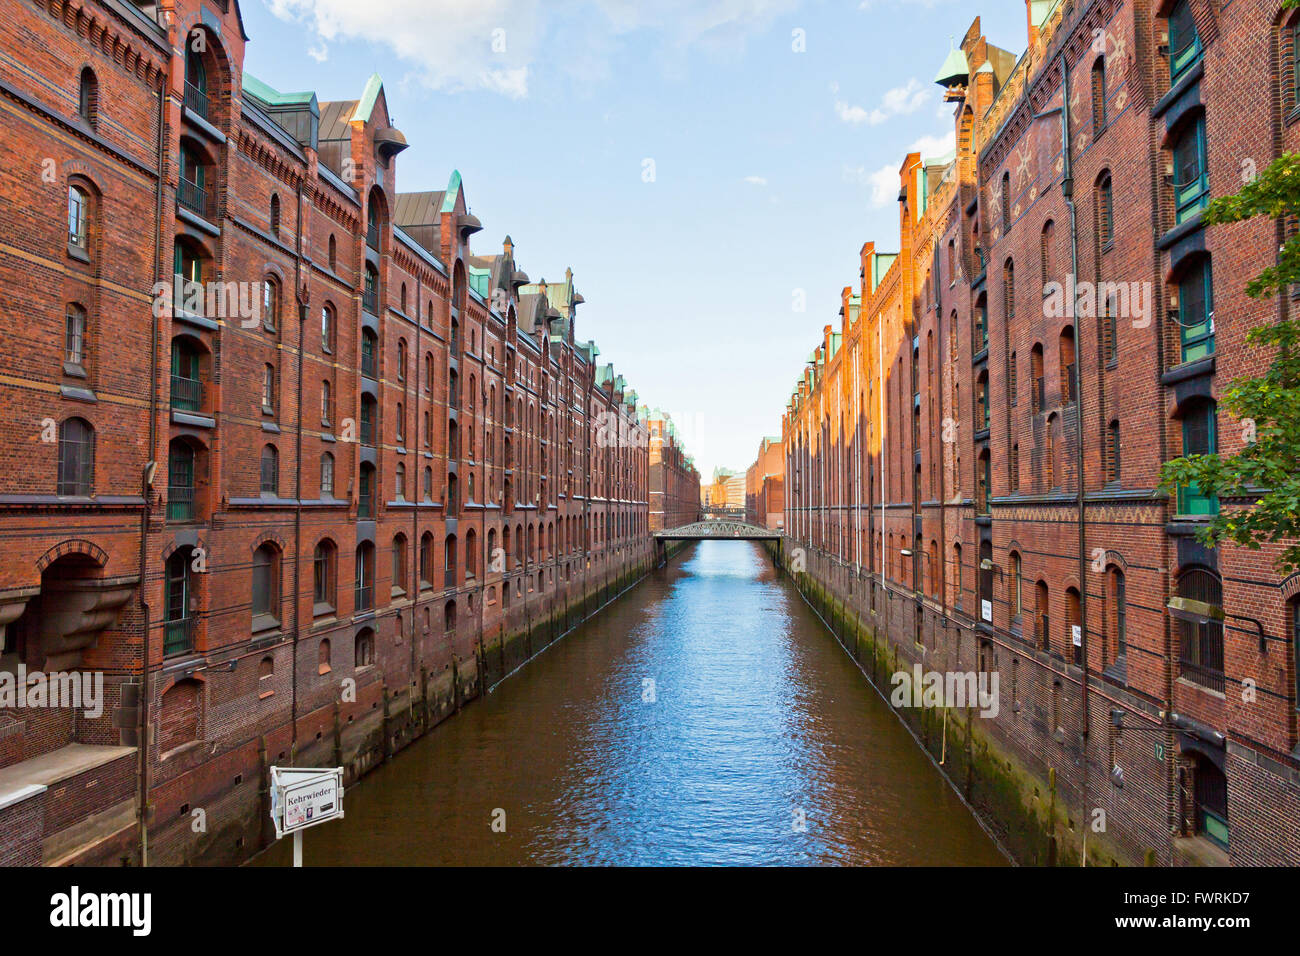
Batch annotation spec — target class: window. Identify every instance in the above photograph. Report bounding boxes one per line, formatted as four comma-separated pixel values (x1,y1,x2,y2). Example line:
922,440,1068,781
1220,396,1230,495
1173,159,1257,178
313,540,336,610
395,462,406,500
1168,0,1201,84
1066,587,1082,665
1011,551,1022,616
1103,294,1118,365
395,402,405,444
976,372,990,431
164,548,195,656
57,417,94,496
361,330,378,379
1031,344,1044,414
1106,420,1121,484
1172,116,1209,224
977,451,991,514
68,185,89,251
974,297,988,354
184,45,209,119
1108,567,1126,664
1000,171,1011,231
1035,580,1050,650
1040,220,1055,286
1177,399,1219,515
1059,327,1077,405
167,439,196,521
358,463,375,518
1176,566,1224,692
397,339,407,381
260,444,278,496
262,364,276,414
355,543,374,612
424,353,433,393
320,452,334,497
420,533,434,588
363,265,379,313
1091,58,1106,132
423,466,433,501
178,141,209,218
355,629,375,667
321,380,332,425
1009,351,1018,401
65,303,87,368
1010,443,1020,493
360,395,377,447
252,543,280,625
1046,413,1059,489
321,305,334,352
1177,258,1214,362
392,535,407,594
328,235,337,271
1097,174,1114,248
78,67,99,127
262,278,279,330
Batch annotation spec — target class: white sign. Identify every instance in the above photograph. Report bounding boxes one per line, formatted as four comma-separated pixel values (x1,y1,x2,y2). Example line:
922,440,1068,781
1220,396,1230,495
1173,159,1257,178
270,766,344,838
981,599,992,622
1072,624,1082,647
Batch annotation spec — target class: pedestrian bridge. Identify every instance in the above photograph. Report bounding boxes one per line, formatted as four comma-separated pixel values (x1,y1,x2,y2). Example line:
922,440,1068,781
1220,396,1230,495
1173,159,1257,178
654,520,781,541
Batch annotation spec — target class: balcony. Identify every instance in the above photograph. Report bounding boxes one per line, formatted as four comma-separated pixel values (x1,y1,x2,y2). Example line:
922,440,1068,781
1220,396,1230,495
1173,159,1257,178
167,484,195,522
444,568,457,588
354,582,373,613
361,351,378,380
163,616,195,657
366,221,380,251
171,374,203,412
177,177,211,219
184,81,209,121
361,287,379,315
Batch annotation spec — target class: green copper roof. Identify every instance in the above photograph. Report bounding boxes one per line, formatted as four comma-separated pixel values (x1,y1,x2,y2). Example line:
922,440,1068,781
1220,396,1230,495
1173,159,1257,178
468,266,491,298
351,73,384,123
243,72,316,107
934,46,969,87
441,171,463,213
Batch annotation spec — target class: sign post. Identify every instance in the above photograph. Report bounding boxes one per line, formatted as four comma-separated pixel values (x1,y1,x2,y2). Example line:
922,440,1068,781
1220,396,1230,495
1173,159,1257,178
269,766,345,867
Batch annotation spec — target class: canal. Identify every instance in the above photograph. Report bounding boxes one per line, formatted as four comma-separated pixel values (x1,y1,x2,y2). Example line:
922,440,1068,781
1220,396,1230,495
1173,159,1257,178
255,540,1006,866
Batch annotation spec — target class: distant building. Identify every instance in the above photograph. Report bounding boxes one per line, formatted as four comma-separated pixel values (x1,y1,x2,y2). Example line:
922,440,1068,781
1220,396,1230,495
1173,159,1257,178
745,438,784,530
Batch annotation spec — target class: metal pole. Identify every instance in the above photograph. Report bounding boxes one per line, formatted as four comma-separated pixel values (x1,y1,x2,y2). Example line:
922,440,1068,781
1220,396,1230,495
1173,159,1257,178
293,830,302,867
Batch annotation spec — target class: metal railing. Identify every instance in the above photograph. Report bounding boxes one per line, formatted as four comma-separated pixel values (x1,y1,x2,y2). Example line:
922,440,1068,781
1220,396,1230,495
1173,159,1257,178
362,287,379,314
167,484,195,521
163,617,194,656
177,177,211,219
171,374,203,411
354,582,373,613
184,81,210,120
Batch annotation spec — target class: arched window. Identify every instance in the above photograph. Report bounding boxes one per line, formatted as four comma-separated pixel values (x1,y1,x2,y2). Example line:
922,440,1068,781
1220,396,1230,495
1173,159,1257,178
1096,173,1114,249
1107,566,1126,665
977,450,991,514
318,640,331,674
1000,171,1011,231
1176,256,1214,363
361,329,378,379
363,264,379,313
1030,343,1045,413
1176,566,1224,692
397,339,407,381
466,528,478,578
65,302,87,369
1066,586,1082,664
159,680,201,751
355,628,375,668
1045,413,1059,489
360,394,377,446
262,363,276,414
420,532,434,587
57,417,94,496
327,234,337,271
313,539,337,610
164,547,195,656
316,304,333,355
1091,57,1106,132
262,277,279,331
270,193,281,236
444,600,456,633
68,184,90,252
444,534,458,580
424,352,434,393
1035,580,1050,650
320,452,334,497
394,461,406,500
1106,420,1121,484
1040,220,1055,286
423,466,433,501
184,44,209,118
260,444,278,496
1171,112,1209,224
75,66,99,128
321,379,332,425
252,542,280,626
395,402,405,444
390,535,405,595
1010,443,1020,493
1177,398,1218,515
1010,551,1022,617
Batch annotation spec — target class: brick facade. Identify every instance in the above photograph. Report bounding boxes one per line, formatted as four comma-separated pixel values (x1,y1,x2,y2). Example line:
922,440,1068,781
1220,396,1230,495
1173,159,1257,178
781,0,1300,865
0,0,684,865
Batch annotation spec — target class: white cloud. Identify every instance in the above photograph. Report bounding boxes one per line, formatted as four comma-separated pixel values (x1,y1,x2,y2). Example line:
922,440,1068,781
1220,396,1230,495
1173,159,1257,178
268,0,797,98
834,77,932,126
742,175,769,186
866,164,898,207
851,130,958,207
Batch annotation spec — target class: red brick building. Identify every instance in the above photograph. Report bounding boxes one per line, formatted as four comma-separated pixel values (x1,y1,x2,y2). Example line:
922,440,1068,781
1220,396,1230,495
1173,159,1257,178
744,437,784,531
0,0,670,865
783,0,1300,865
648,410,701,532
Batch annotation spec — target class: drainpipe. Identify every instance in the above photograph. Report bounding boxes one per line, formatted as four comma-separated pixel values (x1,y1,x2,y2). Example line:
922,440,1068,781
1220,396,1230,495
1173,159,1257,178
1060,53,1090,740
292,182,306,764
138,74,167,868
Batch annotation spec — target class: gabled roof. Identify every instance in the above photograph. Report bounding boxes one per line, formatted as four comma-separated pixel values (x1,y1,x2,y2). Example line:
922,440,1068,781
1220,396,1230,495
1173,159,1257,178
318,99,358,141
394,191,444,228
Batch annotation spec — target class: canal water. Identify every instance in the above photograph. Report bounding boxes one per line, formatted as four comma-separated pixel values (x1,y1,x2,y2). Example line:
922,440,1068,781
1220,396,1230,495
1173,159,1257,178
255,540,1006,866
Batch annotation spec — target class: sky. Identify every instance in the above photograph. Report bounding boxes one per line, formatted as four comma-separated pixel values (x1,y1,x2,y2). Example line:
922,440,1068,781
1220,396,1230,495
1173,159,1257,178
242,0,1027,478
